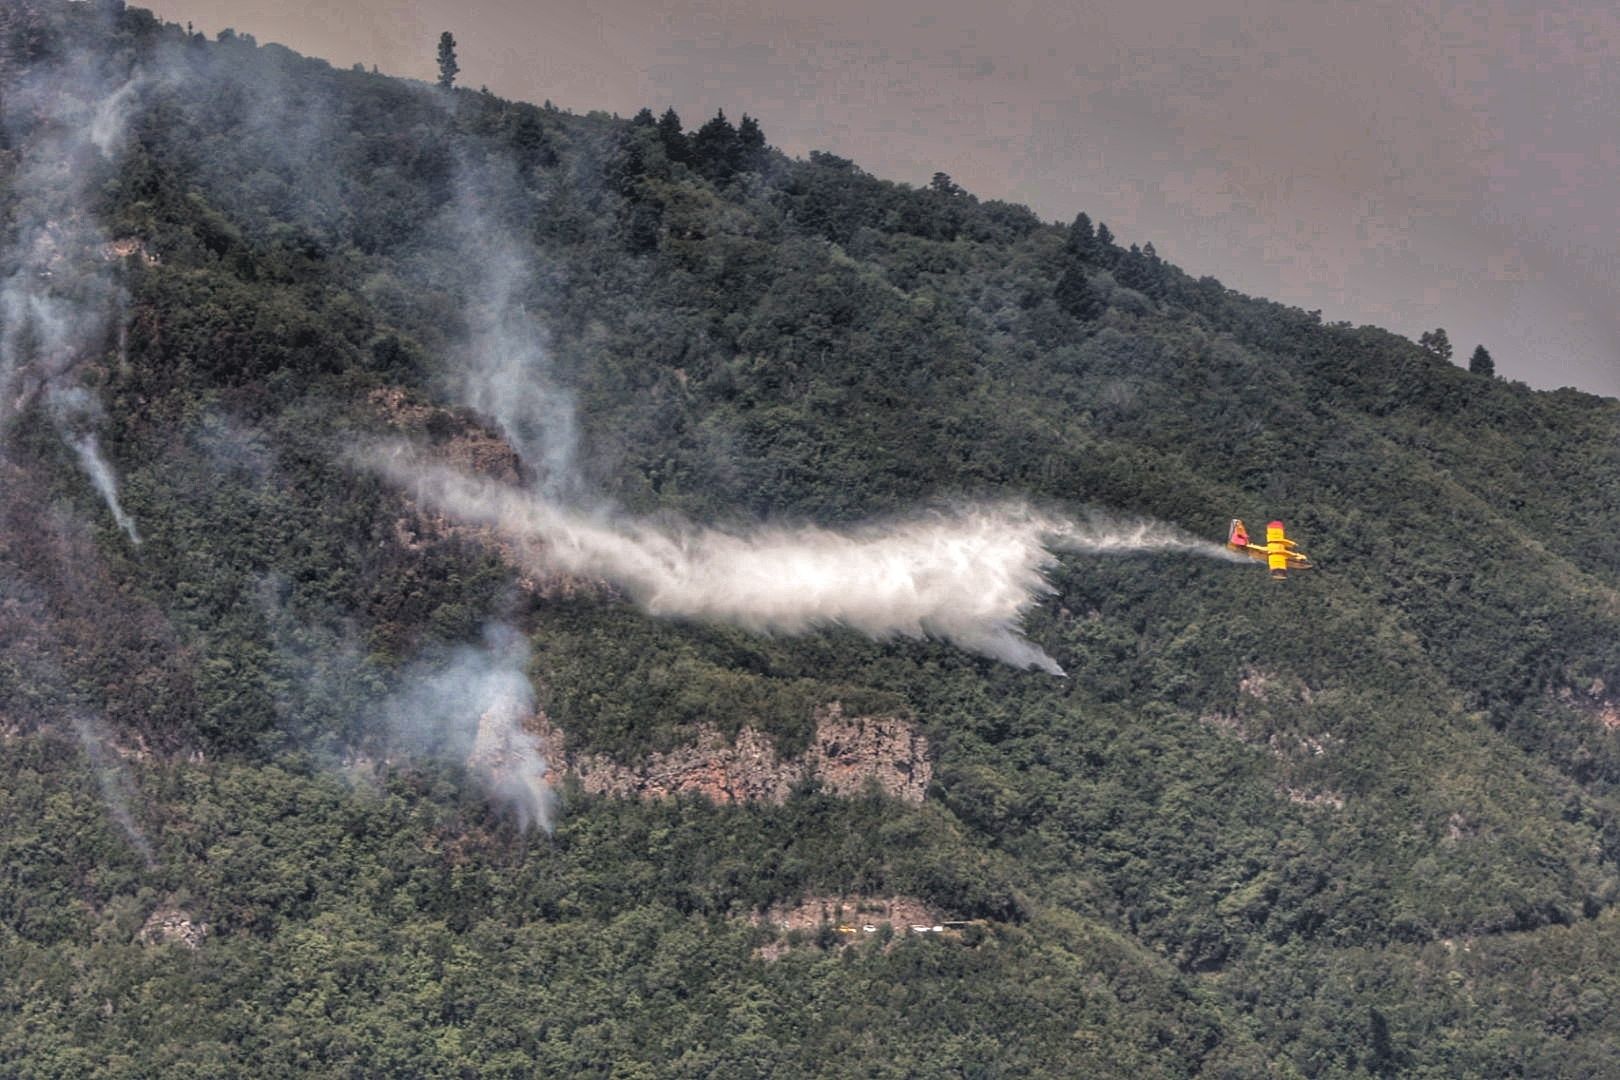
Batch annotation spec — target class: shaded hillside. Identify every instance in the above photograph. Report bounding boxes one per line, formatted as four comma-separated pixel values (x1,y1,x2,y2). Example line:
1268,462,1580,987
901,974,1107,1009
5,3,1620,1075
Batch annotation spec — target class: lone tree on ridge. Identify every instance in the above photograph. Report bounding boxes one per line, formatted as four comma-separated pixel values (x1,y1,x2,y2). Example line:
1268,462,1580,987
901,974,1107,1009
1419,327,1452,362
437,32,459,89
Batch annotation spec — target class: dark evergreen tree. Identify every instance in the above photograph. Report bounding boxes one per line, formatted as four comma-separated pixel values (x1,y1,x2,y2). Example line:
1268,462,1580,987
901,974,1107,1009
737,113,767,171
510,110,553,169
1066,212,1095,259
623,204,662,254
1093,221,1118,266
656,107,688,163
1469,344,1495,377
436,31,459,89
1115,243,1157,293
1367,1009,1398,1077
609,120,651,195
1054,266,1104,321
692,109,740,179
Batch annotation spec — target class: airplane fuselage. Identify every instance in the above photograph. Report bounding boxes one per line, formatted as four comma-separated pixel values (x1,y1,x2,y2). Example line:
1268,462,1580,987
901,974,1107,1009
1228,518,1312,579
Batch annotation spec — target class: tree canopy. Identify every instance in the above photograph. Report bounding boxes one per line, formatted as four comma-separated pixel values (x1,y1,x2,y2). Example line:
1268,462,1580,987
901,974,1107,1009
3,3,1620,1074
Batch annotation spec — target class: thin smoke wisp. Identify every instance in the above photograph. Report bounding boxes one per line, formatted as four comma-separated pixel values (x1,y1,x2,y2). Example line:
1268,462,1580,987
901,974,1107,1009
367,447,1243,676
1051,514,1250,560
69,430,140,544
70,713,155,867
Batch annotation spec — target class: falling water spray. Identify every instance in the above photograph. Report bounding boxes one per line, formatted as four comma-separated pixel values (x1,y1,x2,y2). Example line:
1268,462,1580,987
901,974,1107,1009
366,446,1242,675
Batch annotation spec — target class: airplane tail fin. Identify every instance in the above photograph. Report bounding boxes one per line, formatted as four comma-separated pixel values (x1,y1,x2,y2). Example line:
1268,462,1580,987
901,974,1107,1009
1227,519,1249,549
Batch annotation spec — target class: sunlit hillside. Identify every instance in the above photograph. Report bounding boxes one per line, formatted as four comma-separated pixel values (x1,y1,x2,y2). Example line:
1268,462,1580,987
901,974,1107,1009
5,3,1620,1075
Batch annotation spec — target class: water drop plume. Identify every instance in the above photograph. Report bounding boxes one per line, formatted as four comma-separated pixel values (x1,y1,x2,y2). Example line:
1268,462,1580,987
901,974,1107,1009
366,447,1243,675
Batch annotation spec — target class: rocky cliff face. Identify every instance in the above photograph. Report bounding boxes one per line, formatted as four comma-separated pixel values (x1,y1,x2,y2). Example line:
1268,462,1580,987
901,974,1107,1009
541,703,931,805
138,905,207,949
1202,668,1346,811
369,389,524,484
372,389,606,600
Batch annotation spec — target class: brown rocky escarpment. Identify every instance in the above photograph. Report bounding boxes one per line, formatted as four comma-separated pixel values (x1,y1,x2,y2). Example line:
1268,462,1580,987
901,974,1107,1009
541,703,931,805
369,388,524,483
138,905,207,949
370,388,601,598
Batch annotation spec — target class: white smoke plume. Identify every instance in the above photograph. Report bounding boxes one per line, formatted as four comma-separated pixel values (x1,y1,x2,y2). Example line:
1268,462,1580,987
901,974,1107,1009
88,76,141,157
443,172,579,499
366,447,1242,676
0,55,144,541
253,574,554,831
375,623,555,833
69,433,140,543
399,97,1245,678
70,713,155,867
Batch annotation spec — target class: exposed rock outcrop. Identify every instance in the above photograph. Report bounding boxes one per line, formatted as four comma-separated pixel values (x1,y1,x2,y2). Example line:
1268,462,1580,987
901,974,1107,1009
369,388,523,483
542,703,931,806
808,707,930,801
750,894,974,960
138,906,207,949
1284,786,1346,811
1205,669,1344,809
754,894,945,933
371,389,601,598
102,237,159,265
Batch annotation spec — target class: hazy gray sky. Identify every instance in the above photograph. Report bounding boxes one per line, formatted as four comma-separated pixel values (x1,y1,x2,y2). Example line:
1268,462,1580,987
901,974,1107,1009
149,0,1620,394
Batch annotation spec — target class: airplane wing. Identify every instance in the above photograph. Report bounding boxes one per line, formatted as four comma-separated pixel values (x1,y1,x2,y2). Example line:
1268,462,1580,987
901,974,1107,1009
1264,521,1312,575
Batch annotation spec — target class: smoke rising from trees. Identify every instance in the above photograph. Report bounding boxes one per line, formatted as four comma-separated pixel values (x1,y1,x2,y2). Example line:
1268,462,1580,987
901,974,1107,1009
0,52,142,543
68,431,141,543
374,623,555,833
70,713,155,867
443,179,582,501
255,575,555,832
397,107,1244,678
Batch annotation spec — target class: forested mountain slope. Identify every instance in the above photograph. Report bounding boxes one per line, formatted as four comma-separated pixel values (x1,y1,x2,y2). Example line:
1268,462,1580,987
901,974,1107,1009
5,3,1620,1075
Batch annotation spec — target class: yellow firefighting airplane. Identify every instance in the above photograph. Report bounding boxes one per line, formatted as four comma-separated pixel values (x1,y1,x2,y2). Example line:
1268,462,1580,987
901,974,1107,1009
1227,519,1312,579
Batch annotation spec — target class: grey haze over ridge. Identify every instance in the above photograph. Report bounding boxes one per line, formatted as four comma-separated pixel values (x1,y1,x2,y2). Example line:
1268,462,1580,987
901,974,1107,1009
147,0,1620,395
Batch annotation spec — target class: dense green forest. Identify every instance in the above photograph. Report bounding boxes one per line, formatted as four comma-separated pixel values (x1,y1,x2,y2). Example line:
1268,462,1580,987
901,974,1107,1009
6,2,1620,1075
